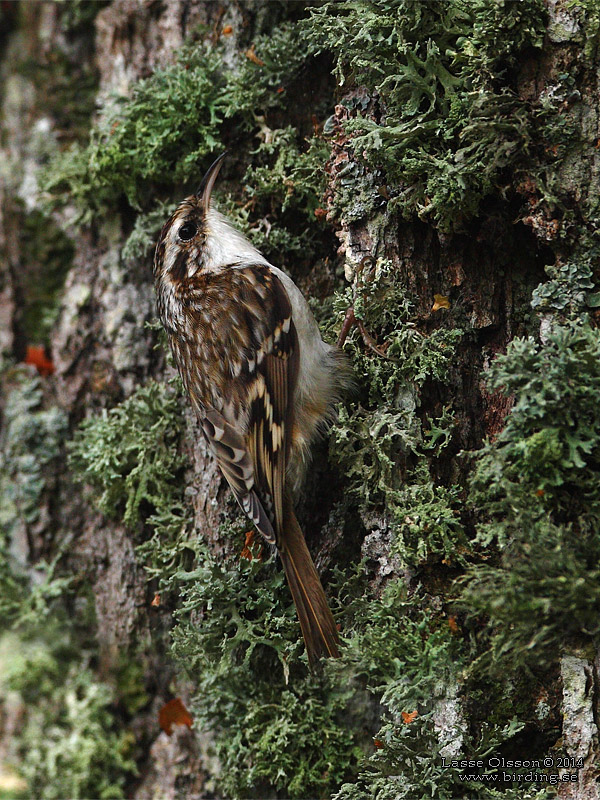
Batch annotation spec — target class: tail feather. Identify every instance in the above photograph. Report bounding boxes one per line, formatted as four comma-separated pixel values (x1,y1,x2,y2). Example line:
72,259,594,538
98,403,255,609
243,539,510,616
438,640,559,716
278,501,340,669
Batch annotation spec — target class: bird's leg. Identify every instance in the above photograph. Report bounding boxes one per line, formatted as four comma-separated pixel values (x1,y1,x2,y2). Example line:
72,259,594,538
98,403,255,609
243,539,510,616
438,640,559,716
337,307,357,348
337,307,396,360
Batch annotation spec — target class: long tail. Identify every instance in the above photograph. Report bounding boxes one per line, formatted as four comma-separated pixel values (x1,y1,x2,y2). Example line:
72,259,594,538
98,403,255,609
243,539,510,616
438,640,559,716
278,498,340,669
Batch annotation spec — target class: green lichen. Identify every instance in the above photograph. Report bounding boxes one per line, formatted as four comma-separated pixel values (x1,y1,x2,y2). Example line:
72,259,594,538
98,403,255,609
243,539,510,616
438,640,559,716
222,128,332,265
0,369,72,641
121,201,177,263
222,20,327,123
41,42,226,219
66,375,191,569
42,14,336,273
472,321,600,544
67,376,475,798
70,378,363,797
459,320,600,671
0,371,67,538
567,0,600,61
28,4,593,797
328,260,466,565
147,517,359,799
0,627,136,800
15,208,75,344
531,253,600,316
68,379,185,529
332,577,556,800
306,0,547,229
115,658,150,717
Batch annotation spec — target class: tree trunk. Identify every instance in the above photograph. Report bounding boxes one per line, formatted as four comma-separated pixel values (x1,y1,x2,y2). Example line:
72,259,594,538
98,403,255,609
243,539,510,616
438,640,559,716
1,2,599,799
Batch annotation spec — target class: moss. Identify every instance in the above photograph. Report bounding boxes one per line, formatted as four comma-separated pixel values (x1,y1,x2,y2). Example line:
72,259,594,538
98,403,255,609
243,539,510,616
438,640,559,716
306,0,547,229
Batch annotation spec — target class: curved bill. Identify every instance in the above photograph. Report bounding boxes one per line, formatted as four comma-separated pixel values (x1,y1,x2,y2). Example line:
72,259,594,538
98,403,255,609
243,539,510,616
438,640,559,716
196,152,227,214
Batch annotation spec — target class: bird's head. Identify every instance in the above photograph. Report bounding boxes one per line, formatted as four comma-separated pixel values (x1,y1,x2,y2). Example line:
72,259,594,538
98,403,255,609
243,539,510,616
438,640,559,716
154,153,265,284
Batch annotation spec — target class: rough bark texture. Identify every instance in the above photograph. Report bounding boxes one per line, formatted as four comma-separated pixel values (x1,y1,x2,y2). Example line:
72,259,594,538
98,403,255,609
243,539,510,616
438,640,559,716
1,2,600,799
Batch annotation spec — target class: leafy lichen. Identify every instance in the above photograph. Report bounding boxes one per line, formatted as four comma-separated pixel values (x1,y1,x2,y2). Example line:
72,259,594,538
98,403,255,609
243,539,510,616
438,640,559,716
68,378,185,529
41,42,225,220
170,538,360,799
0,627,136,800
460,320,600,671
306,0,547,229
16,2,598,797
328,260,466,565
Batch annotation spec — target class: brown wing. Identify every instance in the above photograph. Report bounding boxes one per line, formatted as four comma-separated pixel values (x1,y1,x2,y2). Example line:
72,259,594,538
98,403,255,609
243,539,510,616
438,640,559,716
200,409,277,543
244,271,299,541
182,264,299,547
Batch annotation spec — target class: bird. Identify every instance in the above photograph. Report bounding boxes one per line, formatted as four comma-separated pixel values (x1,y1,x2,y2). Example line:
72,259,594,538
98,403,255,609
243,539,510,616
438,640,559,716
153,153,348,668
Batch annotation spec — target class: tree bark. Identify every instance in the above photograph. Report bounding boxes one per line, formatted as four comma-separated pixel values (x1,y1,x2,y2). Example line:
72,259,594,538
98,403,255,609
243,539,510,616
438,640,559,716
1,2,599,798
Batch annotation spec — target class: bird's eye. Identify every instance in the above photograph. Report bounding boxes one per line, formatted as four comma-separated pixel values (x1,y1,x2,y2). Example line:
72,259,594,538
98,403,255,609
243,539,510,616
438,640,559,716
178,221,198,241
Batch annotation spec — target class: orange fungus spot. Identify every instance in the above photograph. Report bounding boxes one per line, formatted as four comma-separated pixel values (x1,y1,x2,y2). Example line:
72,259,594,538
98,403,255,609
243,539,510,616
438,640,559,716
24,346,54,376
159,698,193,735
448,615,459,633
240,530,262,561
432,294,450,312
